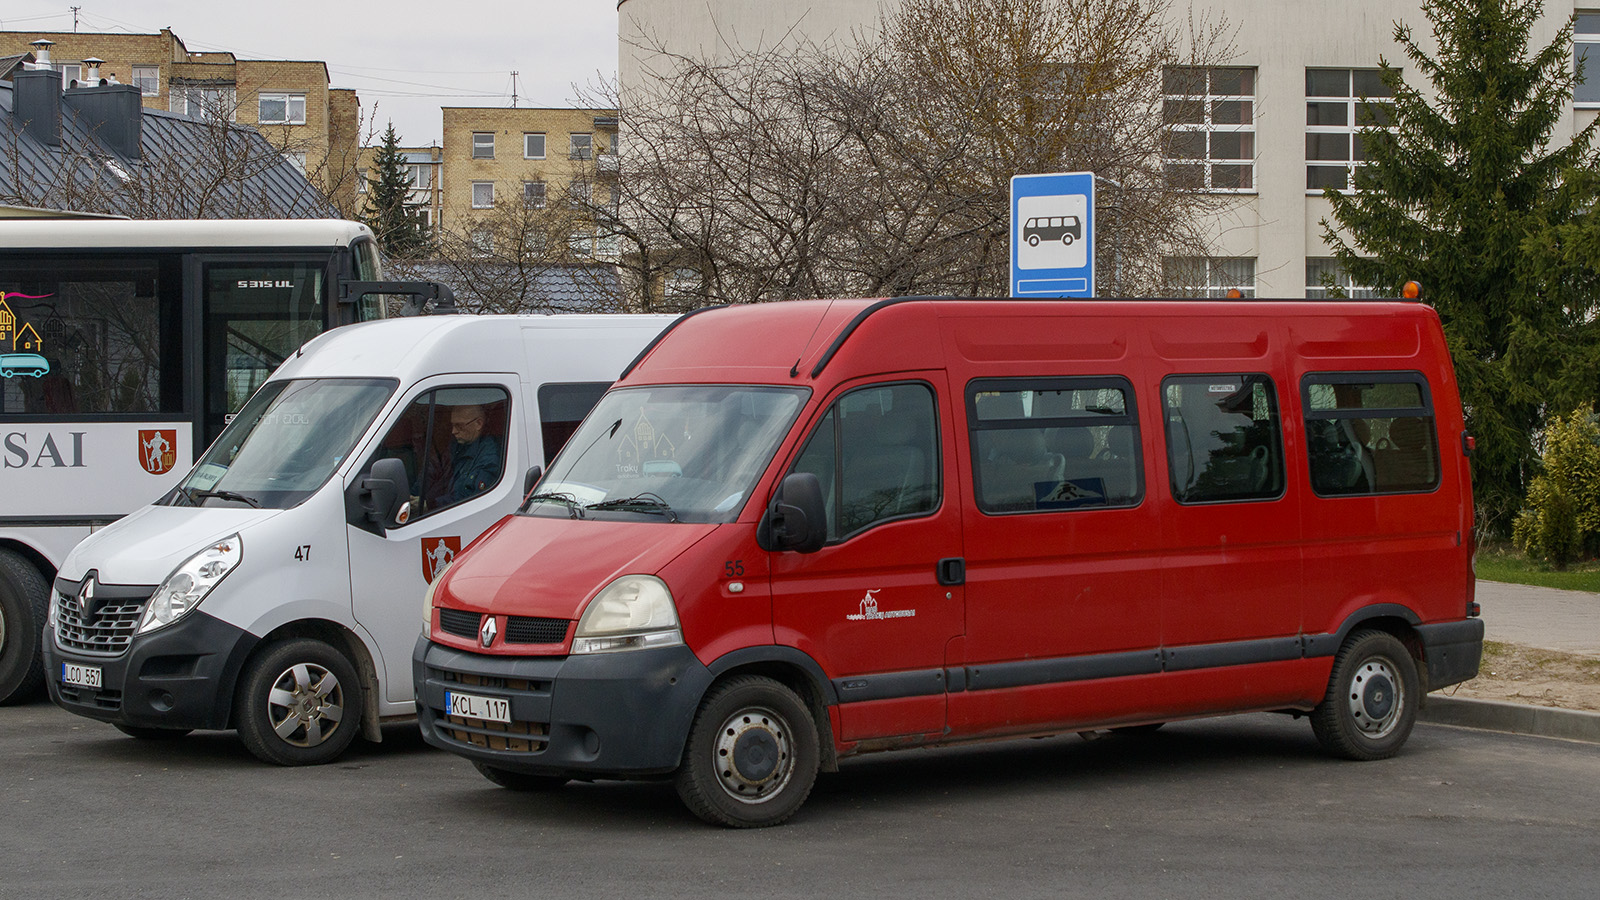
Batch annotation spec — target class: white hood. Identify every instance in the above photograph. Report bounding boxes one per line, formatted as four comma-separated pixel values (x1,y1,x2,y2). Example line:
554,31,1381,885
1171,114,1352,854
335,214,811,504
61,504,285,586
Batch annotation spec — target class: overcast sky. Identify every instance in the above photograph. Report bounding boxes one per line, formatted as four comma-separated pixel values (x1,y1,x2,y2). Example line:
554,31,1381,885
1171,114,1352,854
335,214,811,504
3,1,618,146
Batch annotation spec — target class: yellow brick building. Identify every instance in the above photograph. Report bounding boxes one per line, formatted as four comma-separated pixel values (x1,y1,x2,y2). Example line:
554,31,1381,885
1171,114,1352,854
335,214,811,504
0,29,361,214
438,107,618,254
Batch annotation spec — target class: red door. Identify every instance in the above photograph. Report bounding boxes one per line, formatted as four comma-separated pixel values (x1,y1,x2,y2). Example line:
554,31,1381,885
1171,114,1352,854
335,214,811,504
769,378,964,742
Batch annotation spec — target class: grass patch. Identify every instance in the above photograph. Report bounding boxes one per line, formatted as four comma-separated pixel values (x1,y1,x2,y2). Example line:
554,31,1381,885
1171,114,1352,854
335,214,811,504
1475,543,1600,593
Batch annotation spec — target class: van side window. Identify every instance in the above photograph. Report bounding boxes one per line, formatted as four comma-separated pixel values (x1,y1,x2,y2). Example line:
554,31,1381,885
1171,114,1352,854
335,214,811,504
1303,372,1439,495
536,382,609,465
790,383,939,541
1164,374,1285,503
366,385,511,520
968,378,1142,513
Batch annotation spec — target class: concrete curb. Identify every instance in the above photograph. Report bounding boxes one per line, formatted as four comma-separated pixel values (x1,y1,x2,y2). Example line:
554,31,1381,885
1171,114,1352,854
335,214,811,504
1421,696,1600,744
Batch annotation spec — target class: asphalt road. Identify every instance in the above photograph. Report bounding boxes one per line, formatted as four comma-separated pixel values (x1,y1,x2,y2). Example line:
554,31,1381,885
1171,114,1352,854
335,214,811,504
2,699,1597,900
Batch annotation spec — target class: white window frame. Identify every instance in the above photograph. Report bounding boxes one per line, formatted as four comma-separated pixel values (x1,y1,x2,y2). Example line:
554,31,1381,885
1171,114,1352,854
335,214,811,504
132,65,159,96
1162,66,1256,192
1163,257,1256,298
1576,12,1600,107
1306,68,1396,193
472,132,495,159
357,168,368,193
1305,258,1377,299
523,181,547,208
404,163,431,190
282,151,307,175
471,181,495,209
569,133,593,160
524,132,546,159
172,84,236,123
258,92,306,125
471,229,495,256
57,63,82,86
567,179,592,208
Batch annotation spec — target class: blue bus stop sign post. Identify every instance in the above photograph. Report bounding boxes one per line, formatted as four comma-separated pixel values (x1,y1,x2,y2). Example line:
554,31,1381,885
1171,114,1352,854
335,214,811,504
1011,171,1094,298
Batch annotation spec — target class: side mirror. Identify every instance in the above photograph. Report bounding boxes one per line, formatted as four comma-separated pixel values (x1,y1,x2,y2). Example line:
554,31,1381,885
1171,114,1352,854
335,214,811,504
523,465,543,498
358,457,409,535
759,472,827,553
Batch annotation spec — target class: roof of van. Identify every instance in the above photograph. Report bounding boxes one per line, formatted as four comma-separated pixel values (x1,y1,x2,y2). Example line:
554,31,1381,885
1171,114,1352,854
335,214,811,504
272,313,679,385
0,218,373,249
622,297,1444,386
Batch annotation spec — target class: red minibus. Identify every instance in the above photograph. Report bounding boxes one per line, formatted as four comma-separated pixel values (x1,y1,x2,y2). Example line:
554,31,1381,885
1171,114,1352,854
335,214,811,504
413,297,1484,827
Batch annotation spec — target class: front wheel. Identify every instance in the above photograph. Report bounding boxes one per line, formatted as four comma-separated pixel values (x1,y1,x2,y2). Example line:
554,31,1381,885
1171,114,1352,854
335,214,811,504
235,639,361,766
1311,629,1419,760
675,675,819,828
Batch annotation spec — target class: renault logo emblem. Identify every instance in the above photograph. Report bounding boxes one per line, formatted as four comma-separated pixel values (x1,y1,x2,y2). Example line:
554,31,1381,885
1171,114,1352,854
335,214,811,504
479,615,498,648
77,575,97,620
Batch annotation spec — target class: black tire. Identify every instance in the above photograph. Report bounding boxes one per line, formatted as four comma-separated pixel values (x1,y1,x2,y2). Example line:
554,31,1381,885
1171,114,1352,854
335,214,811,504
1311,629,1419,761
0,549,50,706
114,723,193,740
675,675,819,828
472,760,567,791
235,639,362,766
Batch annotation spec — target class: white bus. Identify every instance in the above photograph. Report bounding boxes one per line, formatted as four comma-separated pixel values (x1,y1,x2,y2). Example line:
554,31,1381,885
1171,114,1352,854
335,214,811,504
0,218,428,704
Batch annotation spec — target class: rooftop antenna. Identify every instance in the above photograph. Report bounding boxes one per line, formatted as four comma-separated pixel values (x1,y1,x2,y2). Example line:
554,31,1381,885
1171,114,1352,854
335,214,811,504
71,6,81,32
510,71,519,108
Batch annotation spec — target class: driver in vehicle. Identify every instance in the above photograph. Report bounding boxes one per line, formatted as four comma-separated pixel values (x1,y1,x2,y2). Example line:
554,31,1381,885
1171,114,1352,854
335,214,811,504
448,404,503,500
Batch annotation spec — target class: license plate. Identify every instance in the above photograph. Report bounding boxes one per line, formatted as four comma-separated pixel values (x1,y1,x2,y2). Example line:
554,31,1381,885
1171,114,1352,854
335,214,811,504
444,690,510,723
61,662,102,690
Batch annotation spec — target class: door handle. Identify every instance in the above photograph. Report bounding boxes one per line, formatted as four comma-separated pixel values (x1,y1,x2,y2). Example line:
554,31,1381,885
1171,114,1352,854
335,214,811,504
936,557,965,586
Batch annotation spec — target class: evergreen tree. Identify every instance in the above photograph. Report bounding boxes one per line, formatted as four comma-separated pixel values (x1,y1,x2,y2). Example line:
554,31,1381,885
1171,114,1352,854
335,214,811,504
363,124,430,259
1322,0,1600,531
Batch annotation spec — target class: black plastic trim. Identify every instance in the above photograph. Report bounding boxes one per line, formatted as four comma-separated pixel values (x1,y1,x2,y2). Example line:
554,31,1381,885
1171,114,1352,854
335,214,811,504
43,608,258,730
2,516,123,528
1416,618,1485,690
1162,636,1304,672
961,649,1164,692
833,668,945,703
706,644,840,705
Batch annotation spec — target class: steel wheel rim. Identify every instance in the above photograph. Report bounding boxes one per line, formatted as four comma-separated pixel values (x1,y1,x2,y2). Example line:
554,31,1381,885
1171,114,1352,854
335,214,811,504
711,705,794,805
1346,658,1403,739
265,662,345,748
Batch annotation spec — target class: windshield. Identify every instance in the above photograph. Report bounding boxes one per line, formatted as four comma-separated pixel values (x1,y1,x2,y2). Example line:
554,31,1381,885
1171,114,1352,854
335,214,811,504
166,378,396,509
527,385,809,524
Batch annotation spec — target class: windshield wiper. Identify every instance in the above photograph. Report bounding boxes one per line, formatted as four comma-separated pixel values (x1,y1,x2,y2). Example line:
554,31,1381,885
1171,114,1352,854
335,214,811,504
522,491,584,519
586,493,679,522
190,489,261,508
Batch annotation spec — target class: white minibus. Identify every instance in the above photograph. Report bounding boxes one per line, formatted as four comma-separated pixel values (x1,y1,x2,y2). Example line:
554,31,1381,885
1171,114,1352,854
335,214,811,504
42,313,672,765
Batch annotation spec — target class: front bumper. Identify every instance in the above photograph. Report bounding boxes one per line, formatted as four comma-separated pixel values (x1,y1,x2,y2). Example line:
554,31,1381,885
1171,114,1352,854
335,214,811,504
1417,617,1485,691
413,635,714,779
44,609,258,731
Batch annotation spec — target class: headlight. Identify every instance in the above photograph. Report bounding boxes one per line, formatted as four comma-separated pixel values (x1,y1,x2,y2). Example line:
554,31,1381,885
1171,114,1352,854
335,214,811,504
571,575,682,654
423,558,451,629
137,535,241,635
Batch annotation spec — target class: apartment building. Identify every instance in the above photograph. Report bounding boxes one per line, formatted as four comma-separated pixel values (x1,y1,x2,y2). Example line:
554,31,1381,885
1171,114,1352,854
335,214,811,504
437,106,619,254
0,29,362,214
616,0,1591,297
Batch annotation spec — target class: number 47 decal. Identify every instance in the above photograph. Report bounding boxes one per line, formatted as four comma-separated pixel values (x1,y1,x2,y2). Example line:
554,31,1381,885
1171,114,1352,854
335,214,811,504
294,545,311,561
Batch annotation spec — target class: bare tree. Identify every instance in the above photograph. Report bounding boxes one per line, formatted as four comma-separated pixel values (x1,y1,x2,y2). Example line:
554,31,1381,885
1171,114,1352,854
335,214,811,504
603,0,1238,306
388,185,628,314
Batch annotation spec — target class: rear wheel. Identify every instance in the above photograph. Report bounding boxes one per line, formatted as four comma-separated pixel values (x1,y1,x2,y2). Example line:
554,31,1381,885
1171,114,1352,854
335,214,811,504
0,549,50,705
235,639,361,766
1311,629,1419,760
675,675,819,828
114,723,193,740
472,761,567,791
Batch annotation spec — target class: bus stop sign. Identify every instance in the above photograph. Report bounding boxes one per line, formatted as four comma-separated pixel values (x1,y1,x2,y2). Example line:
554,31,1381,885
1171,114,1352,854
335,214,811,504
1011,171,1094,298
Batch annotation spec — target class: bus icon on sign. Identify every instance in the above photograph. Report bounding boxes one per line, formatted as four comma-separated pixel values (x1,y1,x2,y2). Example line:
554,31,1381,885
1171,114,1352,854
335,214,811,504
1023,215,1082,247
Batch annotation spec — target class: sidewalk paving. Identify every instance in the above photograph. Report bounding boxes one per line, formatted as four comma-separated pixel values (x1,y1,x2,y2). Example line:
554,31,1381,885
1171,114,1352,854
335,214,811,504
1419,579,1600,744
1472,579,1600,657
